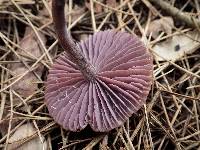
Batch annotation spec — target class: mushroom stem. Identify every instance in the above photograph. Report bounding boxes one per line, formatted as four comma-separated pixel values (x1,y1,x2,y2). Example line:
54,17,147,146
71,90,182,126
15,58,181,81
52,0,96,81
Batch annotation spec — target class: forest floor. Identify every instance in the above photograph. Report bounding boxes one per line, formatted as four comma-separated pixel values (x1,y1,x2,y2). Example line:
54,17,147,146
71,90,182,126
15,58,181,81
0,0,200,149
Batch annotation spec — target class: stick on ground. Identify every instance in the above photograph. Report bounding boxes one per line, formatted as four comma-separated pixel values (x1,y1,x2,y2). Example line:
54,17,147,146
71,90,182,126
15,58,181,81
149,0,200,29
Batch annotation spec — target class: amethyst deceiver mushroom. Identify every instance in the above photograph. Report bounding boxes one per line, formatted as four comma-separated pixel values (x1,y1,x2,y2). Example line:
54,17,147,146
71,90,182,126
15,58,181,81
45,0,153,132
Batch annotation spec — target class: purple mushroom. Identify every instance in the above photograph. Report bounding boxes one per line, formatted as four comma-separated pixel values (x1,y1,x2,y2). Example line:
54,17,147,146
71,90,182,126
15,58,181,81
45,0,153,132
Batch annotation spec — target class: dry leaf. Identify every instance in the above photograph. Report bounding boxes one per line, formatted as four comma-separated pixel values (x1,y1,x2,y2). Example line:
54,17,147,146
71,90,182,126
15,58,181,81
69,4,86,22
152,30,200,61
37,1,52,25
14,27,45,61
106,0,117,8
11,66,43,97
147,17,174,39
11,27,46,100
7,123,48,150
85,0,103,13
0,111,18,136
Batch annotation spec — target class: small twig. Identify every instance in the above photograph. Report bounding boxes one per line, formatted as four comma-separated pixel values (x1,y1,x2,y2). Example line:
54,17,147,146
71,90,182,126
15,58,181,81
144,104,154,150
90,0,97,32
82,135,105,150
149,0,200,29
160,89,200,101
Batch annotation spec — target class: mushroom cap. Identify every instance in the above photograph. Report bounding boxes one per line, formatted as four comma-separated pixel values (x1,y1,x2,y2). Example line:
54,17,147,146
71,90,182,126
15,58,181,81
45,30,153,132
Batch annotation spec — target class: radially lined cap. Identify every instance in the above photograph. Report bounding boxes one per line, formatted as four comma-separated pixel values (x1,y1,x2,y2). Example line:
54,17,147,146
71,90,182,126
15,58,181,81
45,30,153,132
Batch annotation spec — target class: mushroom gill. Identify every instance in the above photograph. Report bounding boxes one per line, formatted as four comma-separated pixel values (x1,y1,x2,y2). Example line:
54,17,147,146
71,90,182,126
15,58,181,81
45,30,153,132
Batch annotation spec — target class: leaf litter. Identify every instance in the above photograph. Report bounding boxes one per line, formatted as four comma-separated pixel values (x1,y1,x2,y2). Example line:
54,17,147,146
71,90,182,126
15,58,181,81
0,0,200,149
10,27,45,104
152,30,200,61
7,123,48,150
147,17,174,39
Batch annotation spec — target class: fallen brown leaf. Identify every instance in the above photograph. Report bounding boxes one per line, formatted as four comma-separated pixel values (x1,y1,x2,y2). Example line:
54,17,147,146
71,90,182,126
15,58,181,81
70,4,87,22
147,17,174,39
10,66,43,98
7,123,48,150
14,27,45,61
10,27,46,100
85,0,103,13
1,24,47,142
152,30,200,61
106,0,117,8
